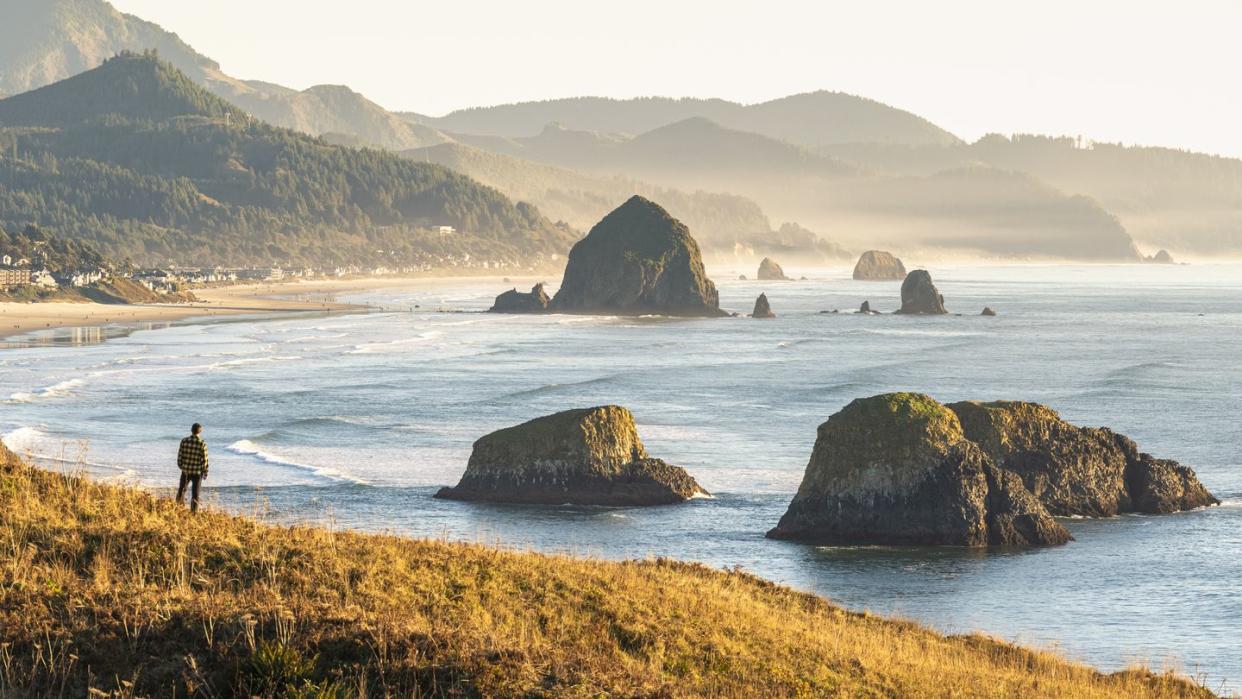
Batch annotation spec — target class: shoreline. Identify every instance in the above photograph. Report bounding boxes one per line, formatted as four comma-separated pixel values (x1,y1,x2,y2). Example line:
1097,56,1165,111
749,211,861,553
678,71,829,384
0,274,540,343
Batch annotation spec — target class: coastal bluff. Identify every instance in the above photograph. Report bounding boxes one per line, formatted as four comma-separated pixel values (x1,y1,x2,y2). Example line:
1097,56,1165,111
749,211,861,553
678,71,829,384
435,405,708,506
549,196,727,317
769,394,1218,547
852,250,907,280
767,393,1071,547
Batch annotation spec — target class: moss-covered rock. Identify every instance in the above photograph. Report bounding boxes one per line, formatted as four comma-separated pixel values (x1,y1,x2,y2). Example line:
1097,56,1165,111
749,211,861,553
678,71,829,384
489,283,550,313
852,250,907,280
549,196,726,317
757,257,790,281
767,393,1069,547
436,405,708,506
948,401,1218,515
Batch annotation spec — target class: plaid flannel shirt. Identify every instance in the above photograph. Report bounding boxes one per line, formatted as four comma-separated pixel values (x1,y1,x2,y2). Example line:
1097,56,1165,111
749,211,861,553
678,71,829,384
177,435,209,476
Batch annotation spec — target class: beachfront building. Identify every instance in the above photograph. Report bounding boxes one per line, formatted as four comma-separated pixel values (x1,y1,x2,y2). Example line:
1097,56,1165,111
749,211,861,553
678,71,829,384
0,265,31,287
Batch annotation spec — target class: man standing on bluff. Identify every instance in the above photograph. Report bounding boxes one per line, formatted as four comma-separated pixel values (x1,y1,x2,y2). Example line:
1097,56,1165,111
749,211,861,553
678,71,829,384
176,423,209,513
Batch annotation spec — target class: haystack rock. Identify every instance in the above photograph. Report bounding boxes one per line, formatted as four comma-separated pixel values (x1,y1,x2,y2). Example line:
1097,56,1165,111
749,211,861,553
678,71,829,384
489,283,550,313
549,196,727,317
852,251,907,280
435,406,709,506
752,293,775,318
948,401,1218,516
896,270,947,315
757,257,791,281
767,393,1070,547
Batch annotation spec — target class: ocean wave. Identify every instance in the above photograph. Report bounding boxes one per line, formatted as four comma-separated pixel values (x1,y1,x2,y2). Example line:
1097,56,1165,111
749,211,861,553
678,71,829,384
9,378,87,403
348,331,443,355
499,374,616,400
226,439,368,485
208,355,302,370
1,426,126,472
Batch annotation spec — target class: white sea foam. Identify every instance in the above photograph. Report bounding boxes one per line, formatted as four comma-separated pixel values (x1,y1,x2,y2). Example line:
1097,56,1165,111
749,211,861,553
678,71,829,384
227,439,368,485
8,378,87,403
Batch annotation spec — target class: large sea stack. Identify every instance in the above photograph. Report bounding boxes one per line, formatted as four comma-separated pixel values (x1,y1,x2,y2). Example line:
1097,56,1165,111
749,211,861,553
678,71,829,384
852,251,907,280
948,401,1219,515
767,393,1070,547
757,257,791,281
489,283,550,313
435,406,709,506
896,270,948,314
550,196,727,317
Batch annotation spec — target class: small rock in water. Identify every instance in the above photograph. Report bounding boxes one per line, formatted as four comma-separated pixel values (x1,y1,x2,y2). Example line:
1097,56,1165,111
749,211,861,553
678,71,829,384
859,300,873,314
981,307,997,316
752,293,775,318
738,274,748,281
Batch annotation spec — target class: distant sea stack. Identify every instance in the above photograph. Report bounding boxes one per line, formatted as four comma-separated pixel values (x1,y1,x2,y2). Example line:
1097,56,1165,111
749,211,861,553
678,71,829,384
767,393,1070,547
981,307,997,316
549,196,727,317
752,293,775,318
489,283,550,313
896,270,947,315
852,251,907,281
947,401,1219,515
435,406,709,506
1144,249,1176,264
757,257,791,281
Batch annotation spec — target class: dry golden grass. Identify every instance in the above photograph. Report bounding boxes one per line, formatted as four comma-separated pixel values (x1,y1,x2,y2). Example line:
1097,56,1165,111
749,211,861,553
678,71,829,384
0,449,1214,698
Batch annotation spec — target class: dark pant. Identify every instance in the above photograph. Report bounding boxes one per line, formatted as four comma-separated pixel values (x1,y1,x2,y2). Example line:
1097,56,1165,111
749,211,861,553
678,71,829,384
177,472,203,512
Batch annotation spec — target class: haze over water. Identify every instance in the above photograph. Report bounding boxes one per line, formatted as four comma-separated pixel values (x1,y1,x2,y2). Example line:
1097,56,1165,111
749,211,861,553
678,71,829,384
3,264,1240,692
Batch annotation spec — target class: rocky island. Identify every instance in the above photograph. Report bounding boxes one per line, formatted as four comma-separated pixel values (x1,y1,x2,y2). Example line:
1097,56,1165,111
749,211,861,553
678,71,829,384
435,405,709,506
757,257,791,281
895,270,948,314
489,283,550,313
768,393,1217,547
767,393,1071,547
852,250,907,280
549,196,728,317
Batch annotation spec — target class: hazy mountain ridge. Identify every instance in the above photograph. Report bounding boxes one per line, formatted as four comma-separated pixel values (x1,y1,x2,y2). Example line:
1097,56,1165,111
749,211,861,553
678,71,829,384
401,91,962,147
447,118,1140,260
401,141,853,261
821,134,1242,254
0,0,442,150
0,54,574,266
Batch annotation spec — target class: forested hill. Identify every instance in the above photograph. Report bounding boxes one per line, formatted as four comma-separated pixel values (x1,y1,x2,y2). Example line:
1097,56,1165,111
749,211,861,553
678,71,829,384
0,53,575,267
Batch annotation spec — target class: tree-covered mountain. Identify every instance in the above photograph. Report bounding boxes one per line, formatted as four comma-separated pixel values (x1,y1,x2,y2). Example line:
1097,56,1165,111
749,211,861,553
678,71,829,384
402,92,961,147
0,53,575,267
400,141,852,261
0,0,444,150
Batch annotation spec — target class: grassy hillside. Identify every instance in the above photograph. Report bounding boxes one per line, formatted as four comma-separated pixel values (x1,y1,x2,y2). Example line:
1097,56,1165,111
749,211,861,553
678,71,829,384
0,448,1212,697
0,53,575,267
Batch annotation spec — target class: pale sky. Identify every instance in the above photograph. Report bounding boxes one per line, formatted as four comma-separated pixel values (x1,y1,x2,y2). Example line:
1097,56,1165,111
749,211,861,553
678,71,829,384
110,0,1242,156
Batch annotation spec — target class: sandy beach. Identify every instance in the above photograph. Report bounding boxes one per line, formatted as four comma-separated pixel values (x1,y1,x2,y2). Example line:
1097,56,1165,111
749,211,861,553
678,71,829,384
0,276,532,342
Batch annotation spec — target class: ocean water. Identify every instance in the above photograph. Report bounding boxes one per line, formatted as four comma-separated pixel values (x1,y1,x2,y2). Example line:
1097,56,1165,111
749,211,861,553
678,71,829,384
2,264,1240,692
